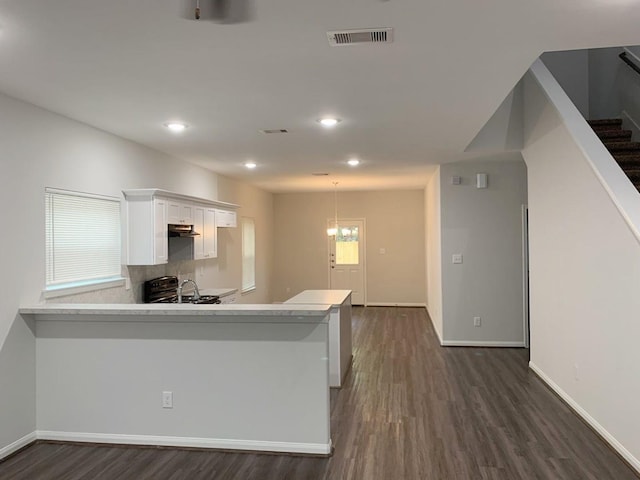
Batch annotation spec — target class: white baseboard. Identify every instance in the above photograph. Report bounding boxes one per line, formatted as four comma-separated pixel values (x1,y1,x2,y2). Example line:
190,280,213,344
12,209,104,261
36,431,332,456
441,340,525,347
424,306,444,346
0,431,37,460
365,302,427,308
529,362,640,475
621,110,640,142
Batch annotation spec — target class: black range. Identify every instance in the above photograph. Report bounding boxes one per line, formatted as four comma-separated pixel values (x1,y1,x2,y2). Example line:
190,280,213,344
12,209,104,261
143,276,220,304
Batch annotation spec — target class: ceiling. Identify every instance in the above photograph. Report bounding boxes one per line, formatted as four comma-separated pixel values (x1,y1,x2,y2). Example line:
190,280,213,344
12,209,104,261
1,0,640,192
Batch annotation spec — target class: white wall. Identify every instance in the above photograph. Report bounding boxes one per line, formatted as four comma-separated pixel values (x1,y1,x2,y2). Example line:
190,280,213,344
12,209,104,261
439,158,527,346
522,62,640,471
35,316,330,454
0,92,274,456
466,83,524,153
425,169,443,341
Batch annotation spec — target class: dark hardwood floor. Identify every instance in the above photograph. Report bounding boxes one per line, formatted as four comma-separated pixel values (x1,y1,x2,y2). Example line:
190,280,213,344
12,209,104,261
1,307,637,479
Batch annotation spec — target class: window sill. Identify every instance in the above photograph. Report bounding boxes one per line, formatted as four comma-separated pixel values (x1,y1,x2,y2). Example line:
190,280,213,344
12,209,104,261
44,277,126,299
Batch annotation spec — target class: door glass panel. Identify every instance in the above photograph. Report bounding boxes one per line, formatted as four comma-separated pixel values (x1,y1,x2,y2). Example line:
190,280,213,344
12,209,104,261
335,225,359,265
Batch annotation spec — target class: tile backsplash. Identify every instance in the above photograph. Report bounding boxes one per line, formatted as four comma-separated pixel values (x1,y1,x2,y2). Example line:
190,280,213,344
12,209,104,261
46,261,198,304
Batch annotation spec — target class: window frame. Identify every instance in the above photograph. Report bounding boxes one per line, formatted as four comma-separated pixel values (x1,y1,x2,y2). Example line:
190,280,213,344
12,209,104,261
44,188,124,298
241,216,256,294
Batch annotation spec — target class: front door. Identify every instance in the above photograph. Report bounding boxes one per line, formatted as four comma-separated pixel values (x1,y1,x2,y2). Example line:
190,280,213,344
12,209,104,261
329,219,365,305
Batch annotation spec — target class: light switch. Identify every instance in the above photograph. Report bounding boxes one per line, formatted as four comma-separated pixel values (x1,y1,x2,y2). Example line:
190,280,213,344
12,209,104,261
379,248,386,254
452,254,463,264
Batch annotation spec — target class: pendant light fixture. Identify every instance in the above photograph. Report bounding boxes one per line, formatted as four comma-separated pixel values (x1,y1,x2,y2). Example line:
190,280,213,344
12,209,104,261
327,181,339,236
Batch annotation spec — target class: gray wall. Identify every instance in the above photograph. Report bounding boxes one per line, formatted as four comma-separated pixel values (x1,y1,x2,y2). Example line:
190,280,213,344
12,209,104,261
542,46,640,128
541,50,590,118
438,159,528,346
587,47,624,119
0,92,274,455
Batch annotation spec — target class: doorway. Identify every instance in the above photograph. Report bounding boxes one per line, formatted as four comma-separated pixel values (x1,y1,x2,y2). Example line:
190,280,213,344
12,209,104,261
328,218,366,305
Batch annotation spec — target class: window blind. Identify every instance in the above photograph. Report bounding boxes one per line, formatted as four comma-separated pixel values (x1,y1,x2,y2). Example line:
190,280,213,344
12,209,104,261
242,217,256,292
45,188,122,287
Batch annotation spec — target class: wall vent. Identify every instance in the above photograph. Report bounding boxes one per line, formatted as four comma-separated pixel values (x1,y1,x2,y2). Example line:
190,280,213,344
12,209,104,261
312,172,330,176
327,28,393,46
260,129,288,134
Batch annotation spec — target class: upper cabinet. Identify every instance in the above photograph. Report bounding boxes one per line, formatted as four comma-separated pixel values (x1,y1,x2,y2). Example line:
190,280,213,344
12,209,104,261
168,201,194,225
123,189,238,265
193,206,217,260
203,208,218,259
215,209,237,228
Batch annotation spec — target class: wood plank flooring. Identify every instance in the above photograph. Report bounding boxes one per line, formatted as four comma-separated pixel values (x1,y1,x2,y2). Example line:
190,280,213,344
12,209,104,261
1,306,637,479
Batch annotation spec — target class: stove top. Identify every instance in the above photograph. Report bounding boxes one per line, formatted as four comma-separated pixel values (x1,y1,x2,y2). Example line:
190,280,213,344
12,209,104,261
143,276,220,304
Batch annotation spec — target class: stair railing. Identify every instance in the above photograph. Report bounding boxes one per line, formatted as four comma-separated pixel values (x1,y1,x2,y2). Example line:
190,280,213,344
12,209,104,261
619,49,640,77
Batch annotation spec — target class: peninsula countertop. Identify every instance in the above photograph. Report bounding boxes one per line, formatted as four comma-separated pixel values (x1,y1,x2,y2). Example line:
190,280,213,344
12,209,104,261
19,303,331,323
284,290,351,307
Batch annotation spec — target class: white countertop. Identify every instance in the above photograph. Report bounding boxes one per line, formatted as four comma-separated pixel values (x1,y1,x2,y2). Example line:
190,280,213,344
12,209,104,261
19,303,331,323
284,290,351,307
200,288,237,297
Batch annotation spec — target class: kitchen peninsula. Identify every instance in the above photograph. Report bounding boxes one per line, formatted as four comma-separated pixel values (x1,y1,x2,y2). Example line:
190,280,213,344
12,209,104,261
19,303,333,455
285,290,352,388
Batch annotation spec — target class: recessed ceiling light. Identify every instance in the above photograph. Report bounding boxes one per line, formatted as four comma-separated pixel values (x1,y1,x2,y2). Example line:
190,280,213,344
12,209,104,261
244,161,257,169
164,122,188,132
318,118,341,128
347,158,360,166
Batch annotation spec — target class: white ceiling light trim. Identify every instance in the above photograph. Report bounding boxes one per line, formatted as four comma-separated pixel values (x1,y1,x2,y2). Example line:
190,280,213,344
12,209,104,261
347,158,360,166
164,122,189,133
318,117,341,128
244,161,257,169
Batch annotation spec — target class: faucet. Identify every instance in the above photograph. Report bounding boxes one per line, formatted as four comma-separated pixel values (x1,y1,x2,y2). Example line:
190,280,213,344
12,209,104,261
177,279,200,303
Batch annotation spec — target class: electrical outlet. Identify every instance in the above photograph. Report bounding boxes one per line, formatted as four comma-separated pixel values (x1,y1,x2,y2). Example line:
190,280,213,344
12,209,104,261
452,254,463,264
473,316,481,327
162,391,173,409
573,364,579,381
286,287,291,293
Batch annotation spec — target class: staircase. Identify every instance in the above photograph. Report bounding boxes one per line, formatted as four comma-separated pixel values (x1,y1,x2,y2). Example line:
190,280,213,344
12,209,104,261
588,119,640,190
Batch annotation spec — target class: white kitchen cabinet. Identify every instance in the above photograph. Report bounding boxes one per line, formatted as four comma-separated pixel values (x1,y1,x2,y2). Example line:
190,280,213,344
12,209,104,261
124,194,168,265
123,189,238,265
193,206,205,260
194,206,217,260
215,209,237,228
153,198,168,264
168,201,194,225
203,208,217,259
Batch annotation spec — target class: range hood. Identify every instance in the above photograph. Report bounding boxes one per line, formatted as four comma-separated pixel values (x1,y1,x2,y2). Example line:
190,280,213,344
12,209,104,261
168,224,201,237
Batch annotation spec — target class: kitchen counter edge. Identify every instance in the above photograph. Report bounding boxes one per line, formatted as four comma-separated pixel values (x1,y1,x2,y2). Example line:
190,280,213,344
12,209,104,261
19,303,332,322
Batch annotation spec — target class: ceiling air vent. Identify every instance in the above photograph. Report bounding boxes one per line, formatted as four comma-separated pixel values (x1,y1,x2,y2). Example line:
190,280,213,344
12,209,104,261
312,173,330,176
327,28,393,46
